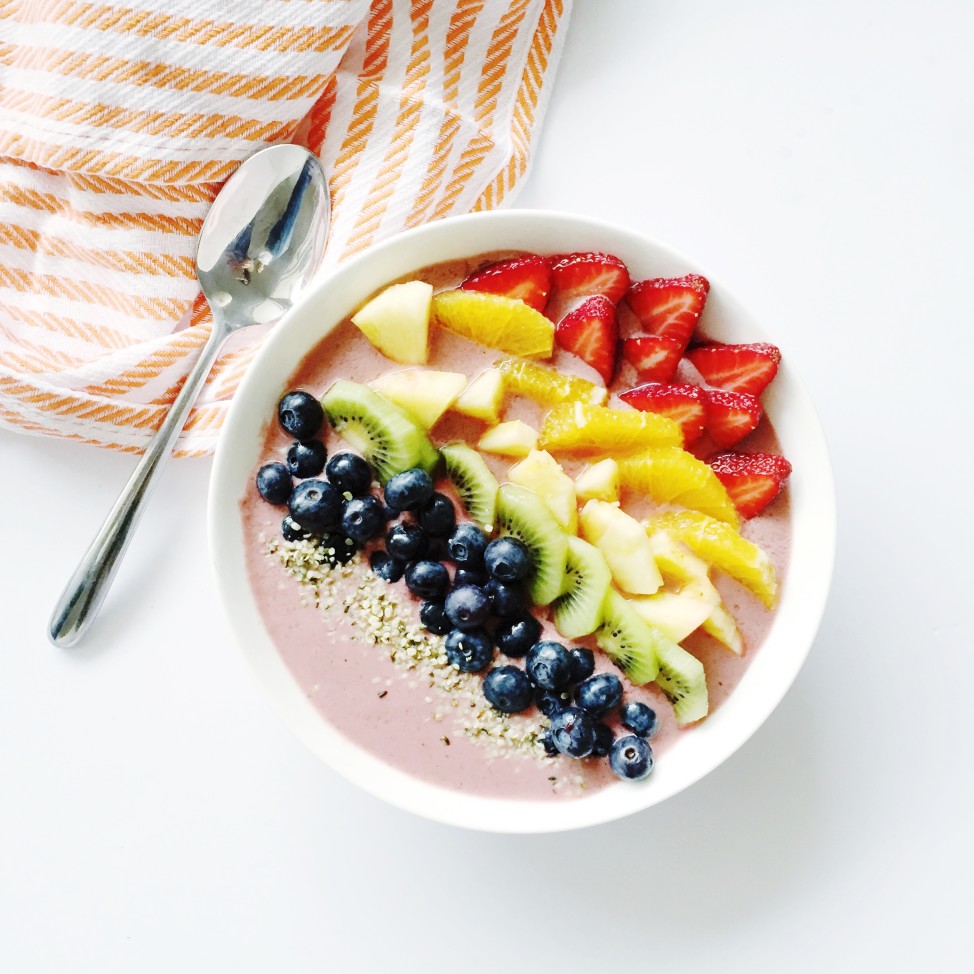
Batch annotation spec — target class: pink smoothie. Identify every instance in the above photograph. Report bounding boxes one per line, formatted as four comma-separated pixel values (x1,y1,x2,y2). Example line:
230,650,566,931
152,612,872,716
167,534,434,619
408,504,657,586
239,254,792,801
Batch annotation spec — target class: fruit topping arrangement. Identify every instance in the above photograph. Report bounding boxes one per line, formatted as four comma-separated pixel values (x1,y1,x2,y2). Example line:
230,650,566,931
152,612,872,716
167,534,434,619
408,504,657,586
254,249,793,786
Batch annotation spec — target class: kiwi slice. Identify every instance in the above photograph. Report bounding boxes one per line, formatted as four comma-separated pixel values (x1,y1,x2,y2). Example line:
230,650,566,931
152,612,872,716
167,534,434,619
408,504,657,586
495,483,568,606
552,536,612,638
321,380,439,484
595,589,662,685
655,639,709,725
441,442,499,531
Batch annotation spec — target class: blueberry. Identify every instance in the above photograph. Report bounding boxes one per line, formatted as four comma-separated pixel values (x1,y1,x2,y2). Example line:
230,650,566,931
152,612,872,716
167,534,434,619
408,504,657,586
256,462,292,505
325,452,373,496
484,537,533,582
539,731,559,757
525,641,573,691
341,495,385,543
575,673,624,718
591,722,616,758
569,647,596,684
483,666,534,713
619,702,660,738
494,614,543,658
386,521,428,562
281,515,310,542
447,523,488,569
384,468,434,512
549,707,597,758
484,579,525,619
609,735,654,781
277,390,324,440
319,533,358,565
419,492,457,537
405,560,449,600
444,628,493,672
286,439,327,478
369,550,404,582
288,479,342,532
444,585,490,630
419,601,451,635
454,568,487,588
535,687,569,718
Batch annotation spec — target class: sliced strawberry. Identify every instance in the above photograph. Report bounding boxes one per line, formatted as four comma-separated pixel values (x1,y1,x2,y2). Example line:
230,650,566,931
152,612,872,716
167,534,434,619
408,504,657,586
549,252,630,305
620,335,683,382
686,342,781,396
709,451,792,518
702,389,763,448
460,254,552,313
555,294,618,385
619,383,707,444
624,274,710,348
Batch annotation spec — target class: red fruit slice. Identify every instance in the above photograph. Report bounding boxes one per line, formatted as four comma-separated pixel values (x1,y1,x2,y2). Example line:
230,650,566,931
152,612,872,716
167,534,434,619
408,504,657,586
549,252,630,305
555,294,618,385
620,335,683,382
460,254,552,313
619,383,706,444
625,274,710,348
709,451,792,519
686,342,781,396
702,389,763,447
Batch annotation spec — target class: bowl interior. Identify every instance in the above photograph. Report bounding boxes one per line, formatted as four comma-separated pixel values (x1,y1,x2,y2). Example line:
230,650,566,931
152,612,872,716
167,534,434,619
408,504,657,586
208,210,835,832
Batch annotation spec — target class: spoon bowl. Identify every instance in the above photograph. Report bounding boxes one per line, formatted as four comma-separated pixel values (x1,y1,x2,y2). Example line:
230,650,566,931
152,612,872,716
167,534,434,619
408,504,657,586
49,144,329,647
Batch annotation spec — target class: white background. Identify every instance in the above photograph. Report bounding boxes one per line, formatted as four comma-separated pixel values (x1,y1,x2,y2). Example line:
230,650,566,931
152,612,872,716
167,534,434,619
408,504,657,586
3,1,972,971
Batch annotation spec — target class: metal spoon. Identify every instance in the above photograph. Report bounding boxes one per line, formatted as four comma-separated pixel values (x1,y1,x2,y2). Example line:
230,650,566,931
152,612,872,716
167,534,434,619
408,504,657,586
49,144,330,647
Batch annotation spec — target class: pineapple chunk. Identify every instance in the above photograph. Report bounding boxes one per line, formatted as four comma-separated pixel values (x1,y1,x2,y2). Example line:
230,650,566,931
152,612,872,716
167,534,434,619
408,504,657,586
574,458,620,503
453,368,504,424
681,577,744,654
478,420,538,457
646,530,710,584
370,369,466,429
508,450,577,533
579,500,662,596
352,281,432,364
629,590,715,643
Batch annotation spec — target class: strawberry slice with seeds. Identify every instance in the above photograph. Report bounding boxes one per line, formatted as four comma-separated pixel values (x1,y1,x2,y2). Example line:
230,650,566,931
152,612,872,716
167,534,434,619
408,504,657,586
461,254,552,313
625,274,710,349
549,252,630,305
703,389,763,447
555,294,618,385
619,383,707,444
709,451,792,519
686,342,781,396
621,335,683,382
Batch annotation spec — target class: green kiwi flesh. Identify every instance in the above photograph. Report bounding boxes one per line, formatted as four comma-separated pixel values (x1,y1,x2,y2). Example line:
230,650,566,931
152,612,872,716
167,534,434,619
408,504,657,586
595,589,662,685
654,639,709,724
441,442,498,531
552,536,612,638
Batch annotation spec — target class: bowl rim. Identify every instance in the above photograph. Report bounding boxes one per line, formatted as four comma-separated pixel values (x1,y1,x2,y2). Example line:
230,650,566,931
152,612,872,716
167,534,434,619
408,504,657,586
208,208,836,833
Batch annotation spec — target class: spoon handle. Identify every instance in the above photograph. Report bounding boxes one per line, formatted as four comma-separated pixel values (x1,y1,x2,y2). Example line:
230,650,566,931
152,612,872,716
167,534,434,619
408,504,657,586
49,319,231,647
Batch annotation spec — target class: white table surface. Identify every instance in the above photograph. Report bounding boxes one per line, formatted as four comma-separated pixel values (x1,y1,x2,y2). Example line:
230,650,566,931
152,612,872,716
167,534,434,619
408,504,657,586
3,1,972,971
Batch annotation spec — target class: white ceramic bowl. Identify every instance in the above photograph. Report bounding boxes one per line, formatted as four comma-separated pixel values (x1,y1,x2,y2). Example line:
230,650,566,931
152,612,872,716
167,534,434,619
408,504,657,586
208,209,835,833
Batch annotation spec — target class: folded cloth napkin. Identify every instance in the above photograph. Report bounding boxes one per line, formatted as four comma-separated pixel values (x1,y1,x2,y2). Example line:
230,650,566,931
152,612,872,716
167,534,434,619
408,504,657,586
0,0,571,455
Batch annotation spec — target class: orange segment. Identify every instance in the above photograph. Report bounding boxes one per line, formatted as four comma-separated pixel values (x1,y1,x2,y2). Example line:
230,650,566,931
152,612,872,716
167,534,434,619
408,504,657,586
538,402,683,455
431,290,554,357
618,448,740,526
647,510,777,607
497,358,607,407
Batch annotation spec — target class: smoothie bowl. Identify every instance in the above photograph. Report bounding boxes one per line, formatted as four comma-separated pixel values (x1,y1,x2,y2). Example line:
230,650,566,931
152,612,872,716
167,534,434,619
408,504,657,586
208,210,835,832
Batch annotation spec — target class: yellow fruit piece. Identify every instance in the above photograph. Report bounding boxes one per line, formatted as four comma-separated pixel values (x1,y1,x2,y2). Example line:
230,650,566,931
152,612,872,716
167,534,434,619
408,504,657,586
508,450,577,533
351,280,432,364
432,290,554,358
370,369,466,429
453,368,504,424
574,458,620,503
648,510,777,608
680,577,744,654
647,530,710,584
579,500,662,596
478,420,538,457
618,447,739,526
538,402,683,455
628,590,714,643
496,358,607,407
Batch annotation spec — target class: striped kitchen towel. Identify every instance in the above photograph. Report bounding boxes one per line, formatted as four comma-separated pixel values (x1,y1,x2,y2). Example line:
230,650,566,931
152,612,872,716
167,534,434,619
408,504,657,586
0,0,571,456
